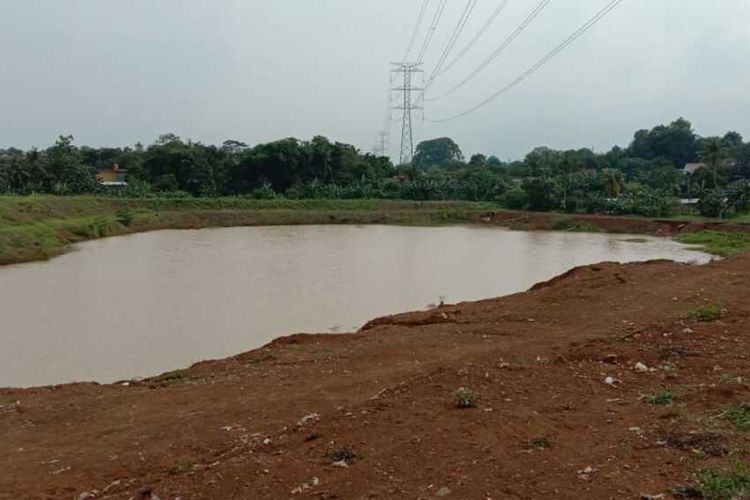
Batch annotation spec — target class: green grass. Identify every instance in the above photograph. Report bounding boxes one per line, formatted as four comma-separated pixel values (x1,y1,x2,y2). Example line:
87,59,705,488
643,390,676,406
0,196,498,265
676,230,750,257
692,466,750,500
723,403,750,431
454,387,480,409
687,304,723,322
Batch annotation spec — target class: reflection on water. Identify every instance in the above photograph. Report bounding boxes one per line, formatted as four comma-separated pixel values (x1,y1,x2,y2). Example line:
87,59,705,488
0,225,710,387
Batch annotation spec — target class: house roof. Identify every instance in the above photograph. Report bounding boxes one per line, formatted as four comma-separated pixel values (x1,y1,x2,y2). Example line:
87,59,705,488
683,162,705,175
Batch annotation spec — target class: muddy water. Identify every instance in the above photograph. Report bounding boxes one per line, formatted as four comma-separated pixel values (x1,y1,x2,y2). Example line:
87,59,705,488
0,225,711,387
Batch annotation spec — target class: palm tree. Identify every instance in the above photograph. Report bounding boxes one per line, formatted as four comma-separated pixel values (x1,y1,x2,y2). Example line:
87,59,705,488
700,137,729,189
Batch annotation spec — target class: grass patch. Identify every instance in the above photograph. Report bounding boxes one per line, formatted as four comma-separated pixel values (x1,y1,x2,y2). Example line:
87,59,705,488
723,403,750,431
676,230,750,257
169,458,195,475
643,390,676,406
151,369,190,386
687,304,723,322
454,387,480,409
688,466,750,500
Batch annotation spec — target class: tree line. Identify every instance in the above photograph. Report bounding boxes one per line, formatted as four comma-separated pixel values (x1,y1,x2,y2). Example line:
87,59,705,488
2,118,750,218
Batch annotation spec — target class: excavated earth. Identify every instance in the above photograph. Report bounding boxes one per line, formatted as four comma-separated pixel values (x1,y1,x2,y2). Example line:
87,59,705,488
1,253,749,499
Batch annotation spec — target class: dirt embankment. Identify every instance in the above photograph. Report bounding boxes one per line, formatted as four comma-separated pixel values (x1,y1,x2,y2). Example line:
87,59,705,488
1,256,749,499
476,209,750,236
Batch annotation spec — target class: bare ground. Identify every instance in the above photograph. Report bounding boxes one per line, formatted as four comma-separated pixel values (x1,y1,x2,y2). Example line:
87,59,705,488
1,254,749,499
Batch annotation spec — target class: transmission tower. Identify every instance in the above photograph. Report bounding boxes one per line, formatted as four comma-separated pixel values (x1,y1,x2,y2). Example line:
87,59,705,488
391,62,423,165
372,130,390,157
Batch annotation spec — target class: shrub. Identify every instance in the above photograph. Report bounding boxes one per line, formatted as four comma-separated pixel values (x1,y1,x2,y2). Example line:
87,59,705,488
454,387,480,409
724,403,750,431
644,390,676,406
500,187,529,210
688,304,722,322
698,190,730,218
115,209,134,227
693,466,750,500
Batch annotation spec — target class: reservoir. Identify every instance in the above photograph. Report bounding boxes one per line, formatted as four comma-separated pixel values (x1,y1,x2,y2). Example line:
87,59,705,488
0,225,711,387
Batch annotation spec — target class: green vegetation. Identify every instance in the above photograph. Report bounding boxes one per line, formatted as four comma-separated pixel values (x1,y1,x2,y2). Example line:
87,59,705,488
687,304,723,322
169,459,195,475
644,390,676,406
723,403,750,431
0,196,495,265
2,118,750,220
676,231,750,257
690,466,750,500
150,369,190,386
454,387,480,409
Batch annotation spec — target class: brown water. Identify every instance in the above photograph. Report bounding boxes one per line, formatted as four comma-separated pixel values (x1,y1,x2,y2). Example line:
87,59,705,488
0,225,710,387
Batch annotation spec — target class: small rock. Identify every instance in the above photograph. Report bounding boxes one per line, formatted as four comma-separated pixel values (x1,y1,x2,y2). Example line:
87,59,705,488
682,327,695,334
297,413,320,426
332,459,349,468
262,438,271,446
604,376,620,387
640,494,665,500
634,362,649,373
436,486,452,497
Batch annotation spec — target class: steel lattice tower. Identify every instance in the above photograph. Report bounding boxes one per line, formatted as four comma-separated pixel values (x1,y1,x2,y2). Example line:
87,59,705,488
390,62,423,165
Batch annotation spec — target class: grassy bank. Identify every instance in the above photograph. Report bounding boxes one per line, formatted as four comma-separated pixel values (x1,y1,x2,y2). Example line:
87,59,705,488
0,196,498,265
676,230,750,257
3,196,750,266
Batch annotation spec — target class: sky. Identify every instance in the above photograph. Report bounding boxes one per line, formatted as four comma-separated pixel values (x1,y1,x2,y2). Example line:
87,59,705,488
1,0,749,161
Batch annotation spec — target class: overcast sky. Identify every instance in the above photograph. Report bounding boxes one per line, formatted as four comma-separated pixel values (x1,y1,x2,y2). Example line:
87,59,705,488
1,0,748,160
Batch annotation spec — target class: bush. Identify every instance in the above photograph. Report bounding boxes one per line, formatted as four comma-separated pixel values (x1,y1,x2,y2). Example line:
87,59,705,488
698,190,730,218
605,186,673,218
250,183,280,200
500,187,529,210
115,209,135,227
688,304,722,322
693,466,750,500
454,387,480,409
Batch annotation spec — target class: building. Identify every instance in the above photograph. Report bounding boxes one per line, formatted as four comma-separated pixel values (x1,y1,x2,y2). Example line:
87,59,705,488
97,163,127,187
682,162,705,175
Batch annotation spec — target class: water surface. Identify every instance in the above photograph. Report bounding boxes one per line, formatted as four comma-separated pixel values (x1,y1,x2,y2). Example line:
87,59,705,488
0,225,710,387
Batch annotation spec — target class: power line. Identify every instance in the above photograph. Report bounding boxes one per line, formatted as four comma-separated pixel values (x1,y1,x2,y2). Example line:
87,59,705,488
403,0,431,61
427,0,551,102
425,0,478,87
427,0,626,123
434,0,511,79
415,0,449,63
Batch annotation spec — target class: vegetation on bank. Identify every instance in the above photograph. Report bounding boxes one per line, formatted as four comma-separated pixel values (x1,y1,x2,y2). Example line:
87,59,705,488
0,196,497,265
2,118,750,221
676,231,750,257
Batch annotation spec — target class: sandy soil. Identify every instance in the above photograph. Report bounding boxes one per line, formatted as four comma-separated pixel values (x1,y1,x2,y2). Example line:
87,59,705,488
1,254,749,499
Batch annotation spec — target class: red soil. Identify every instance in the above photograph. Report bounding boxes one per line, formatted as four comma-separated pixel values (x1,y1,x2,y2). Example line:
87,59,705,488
1,254,749,499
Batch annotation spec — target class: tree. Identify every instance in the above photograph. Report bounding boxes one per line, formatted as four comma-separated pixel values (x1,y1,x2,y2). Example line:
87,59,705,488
700,137,729,189
628,118,698,168
413,138,464,168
